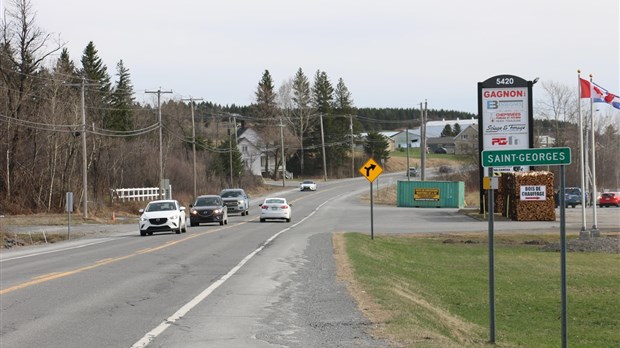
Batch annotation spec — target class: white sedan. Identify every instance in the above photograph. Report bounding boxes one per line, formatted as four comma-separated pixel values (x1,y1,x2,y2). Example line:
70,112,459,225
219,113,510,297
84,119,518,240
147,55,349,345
259,197,292,223
300,180,317,191
139,199,187,236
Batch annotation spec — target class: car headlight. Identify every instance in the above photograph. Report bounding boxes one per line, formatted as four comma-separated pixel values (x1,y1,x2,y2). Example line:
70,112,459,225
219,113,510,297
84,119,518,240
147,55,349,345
238,200,244,205
191,209,198,215
140,216,147,221
213,209,222,214
170,214,179,220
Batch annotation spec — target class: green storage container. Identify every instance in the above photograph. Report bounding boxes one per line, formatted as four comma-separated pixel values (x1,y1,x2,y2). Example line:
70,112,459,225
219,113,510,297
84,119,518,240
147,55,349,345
397,181,465,208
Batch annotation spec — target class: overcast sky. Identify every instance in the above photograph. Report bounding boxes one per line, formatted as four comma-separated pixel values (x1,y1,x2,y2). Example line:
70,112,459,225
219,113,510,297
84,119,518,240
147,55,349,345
22,0,620,113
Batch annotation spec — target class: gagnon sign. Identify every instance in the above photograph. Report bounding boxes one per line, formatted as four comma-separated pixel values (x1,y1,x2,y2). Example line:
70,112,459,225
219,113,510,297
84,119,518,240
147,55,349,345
482,147,571,167
478,75,534,176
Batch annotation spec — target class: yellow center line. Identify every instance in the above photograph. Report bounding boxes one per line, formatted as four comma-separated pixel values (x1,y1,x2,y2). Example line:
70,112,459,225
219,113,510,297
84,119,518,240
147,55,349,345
0,227,230,295
1,190,325,296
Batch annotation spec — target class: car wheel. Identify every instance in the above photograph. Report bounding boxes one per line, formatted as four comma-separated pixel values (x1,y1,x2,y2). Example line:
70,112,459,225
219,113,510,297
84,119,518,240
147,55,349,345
190,221,197,227
148,232,153,236
571,204,576,208
286,218,291,223
140,231,146,236
260,218,265,222
182,223,187,233
219,220,224,226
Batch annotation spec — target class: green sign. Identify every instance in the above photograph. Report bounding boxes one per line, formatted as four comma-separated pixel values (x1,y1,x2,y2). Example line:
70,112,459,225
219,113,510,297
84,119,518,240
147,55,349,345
482,147,571,167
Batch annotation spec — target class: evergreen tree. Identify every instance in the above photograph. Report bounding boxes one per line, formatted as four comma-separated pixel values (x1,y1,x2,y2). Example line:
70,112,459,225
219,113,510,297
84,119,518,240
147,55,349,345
453,123,462,135
107,60,134,131
213,138,244,187
363,131,390,162
441,124,454,137
290,67,316,175
252,69,278,124
312,70,334,114
55,48,77,78
80,41,112,124
252,70,279,173
333,77,353,114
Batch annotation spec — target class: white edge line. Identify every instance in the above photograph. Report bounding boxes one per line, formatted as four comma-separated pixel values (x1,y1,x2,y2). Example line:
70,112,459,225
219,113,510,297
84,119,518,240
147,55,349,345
0,239,116,262
130,198,333,348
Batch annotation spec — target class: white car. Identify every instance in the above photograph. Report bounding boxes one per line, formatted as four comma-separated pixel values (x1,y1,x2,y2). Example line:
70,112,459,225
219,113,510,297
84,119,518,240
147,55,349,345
259,197,292,223
139,199,187,236
300,180,317,191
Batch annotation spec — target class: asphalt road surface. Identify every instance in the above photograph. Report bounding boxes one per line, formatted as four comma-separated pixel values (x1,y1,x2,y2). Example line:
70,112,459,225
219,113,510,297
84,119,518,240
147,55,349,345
2,173,618,347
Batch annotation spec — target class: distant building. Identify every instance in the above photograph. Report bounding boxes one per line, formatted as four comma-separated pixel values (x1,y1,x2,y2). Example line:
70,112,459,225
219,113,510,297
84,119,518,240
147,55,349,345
390,129,422,149
536,135,556,147
454,124,479,155
425,117,478,138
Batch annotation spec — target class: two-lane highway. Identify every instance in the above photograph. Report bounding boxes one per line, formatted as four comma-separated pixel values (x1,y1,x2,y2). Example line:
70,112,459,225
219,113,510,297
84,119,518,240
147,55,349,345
2,174,618,347
1,177,391,347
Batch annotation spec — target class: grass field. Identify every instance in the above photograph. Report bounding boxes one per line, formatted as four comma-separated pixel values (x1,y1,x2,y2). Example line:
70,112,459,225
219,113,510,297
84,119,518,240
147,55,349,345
341,233,620,347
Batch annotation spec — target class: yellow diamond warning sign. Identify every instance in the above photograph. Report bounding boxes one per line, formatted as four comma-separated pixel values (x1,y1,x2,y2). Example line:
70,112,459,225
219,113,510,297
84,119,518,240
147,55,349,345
359,158,383,183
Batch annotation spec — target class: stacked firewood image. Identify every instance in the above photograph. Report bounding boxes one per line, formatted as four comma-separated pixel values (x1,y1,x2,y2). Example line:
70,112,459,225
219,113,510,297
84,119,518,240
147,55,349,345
496,171,556,221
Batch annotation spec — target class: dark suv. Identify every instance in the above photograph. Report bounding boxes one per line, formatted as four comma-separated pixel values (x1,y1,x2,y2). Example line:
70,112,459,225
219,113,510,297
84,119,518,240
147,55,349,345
219,188,250,216
189,195,228,226
556,187,586,208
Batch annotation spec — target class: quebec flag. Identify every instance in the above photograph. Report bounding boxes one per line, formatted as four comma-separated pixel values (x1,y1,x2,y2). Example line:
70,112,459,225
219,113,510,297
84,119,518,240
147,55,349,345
592,81,620,110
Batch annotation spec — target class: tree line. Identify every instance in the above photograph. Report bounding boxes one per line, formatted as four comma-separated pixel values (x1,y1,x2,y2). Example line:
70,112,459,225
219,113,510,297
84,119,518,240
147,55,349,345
1,0,617,215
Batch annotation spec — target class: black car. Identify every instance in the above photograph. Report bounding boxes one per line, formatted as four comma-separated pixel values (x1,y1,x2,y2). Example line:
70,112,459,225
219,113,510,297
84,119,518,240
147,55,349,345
434,147,448,154
189,195,228,226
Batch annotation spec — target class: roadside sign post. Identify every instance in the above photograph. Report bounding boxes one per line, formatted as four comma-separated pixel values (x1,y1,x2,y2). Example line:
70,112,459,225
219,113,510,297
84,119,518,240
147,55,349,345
487,167,496,344
359,158,383,240
482,147,571,347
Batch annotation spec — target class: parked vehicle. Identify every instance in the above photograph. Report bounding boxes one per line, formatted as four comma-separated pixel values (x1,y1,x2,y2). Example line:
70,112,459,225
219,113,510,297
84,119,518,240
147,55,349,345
598,192,620,207
564,187,585,208
555,187,588,208
138,199,187,236
189,195,228,226
300,180,317,191
259,197,292,222
408,167,418,177
219,188,250,216
434,147,447,154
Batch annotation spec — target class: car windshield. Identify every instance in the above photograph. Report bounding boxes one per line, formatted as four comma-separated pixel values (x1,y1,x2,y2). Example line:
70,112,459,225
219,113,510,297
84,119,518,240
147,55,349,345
265,199,285,204
602,193,615,197
303,181,313,184
146,202,175,212
221,191,242,198
565,188,581,195
195,197,220,206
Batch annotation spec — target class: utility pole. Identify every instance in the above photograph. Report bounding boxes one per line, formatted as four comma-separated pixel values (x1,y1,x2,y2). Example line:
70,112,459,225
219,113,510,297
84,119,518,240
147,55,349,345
182,97,203,199
406,125,410,181
279,118,286,187
228,116,234,187
420,101,427,181
67,77,98,219
350,115,355,178
320,113,327,181
146,88,173,199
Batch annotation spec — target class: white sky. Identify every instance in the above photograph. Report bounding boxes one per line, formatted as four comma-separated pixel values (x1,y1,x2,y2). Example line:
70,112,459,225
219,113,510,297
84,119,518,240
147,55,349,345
24,0,620,113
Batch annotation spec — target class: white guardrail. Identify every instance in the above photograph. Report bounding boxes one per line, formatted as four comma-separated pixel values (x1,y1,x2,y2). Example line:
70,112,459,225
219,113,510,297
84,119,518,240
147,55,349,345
111,187,172,202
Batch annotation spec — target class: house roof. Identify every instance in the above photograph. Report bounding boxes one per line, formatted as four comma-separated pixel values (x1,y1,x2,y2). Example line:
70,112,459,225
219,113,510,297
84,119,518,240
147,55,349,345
425,118,478,138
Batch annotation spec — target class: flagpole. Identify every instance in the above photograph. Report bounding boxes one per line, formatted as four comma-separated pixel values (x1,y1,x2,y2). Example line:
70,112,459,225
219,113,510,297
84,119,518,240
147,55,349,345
577,70,588,239
589,75,600,236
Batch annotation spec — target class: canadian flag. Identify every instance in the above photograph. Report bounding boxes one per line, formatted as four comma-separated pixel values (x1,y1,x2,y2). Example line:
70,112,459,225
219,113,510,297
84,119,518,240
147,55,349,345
580,77,620,110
